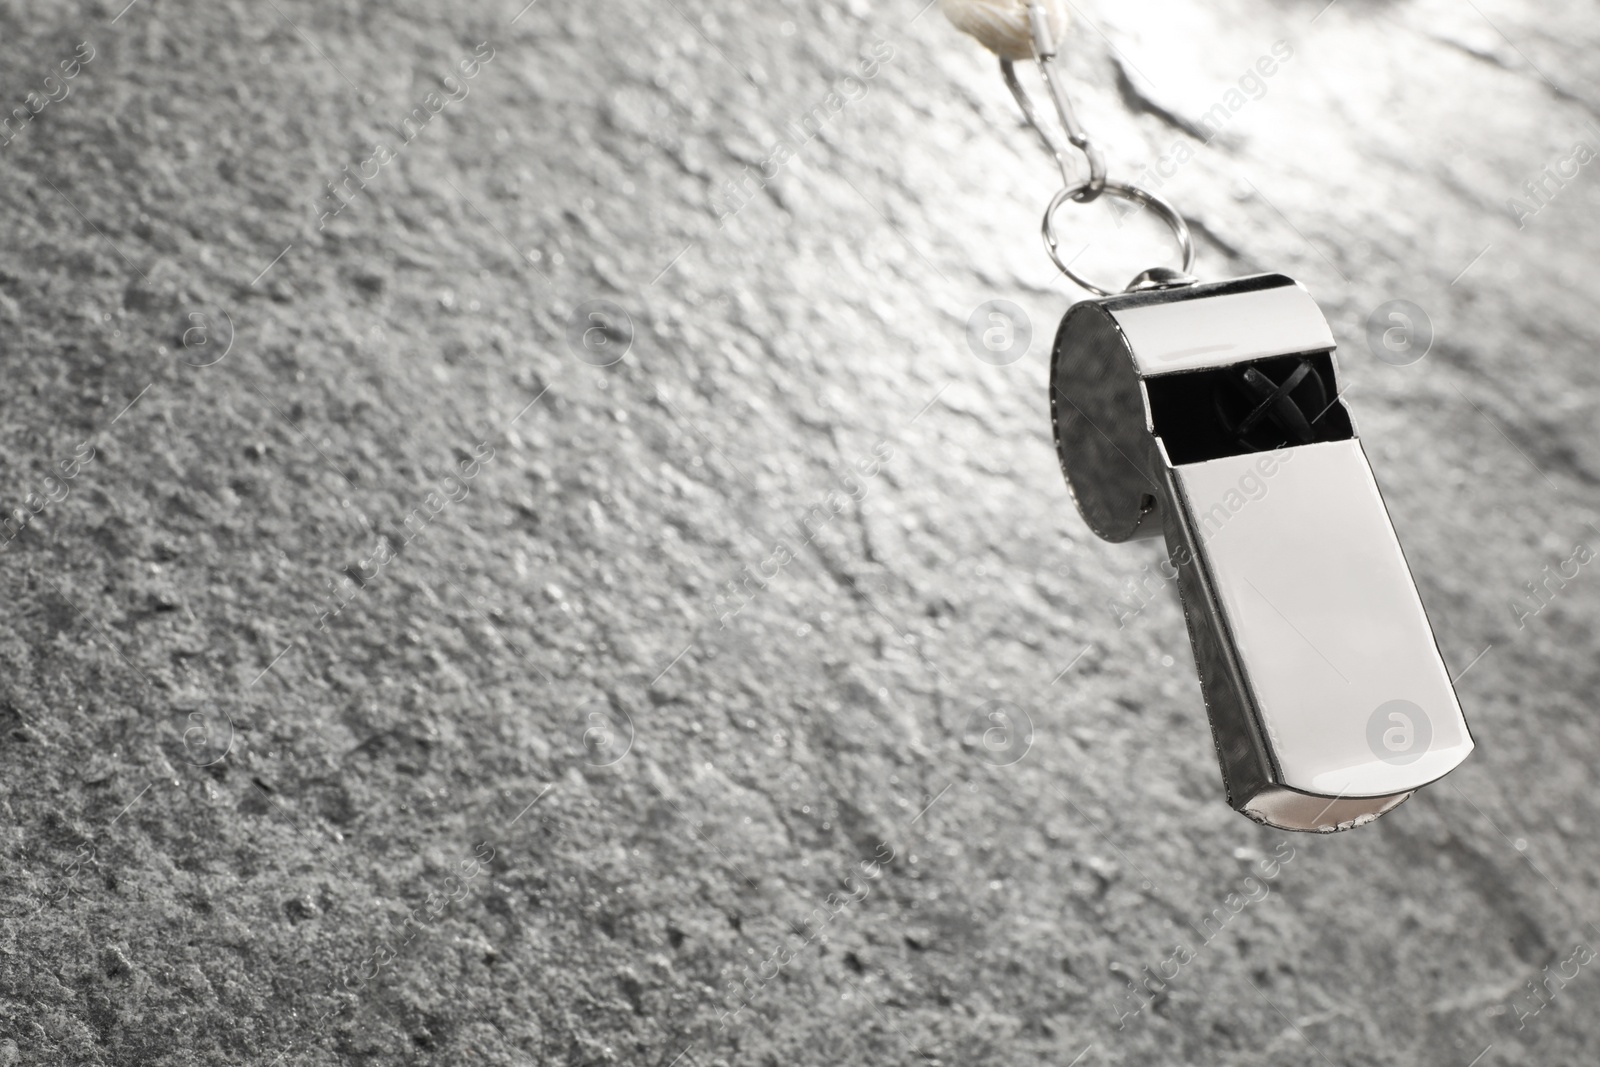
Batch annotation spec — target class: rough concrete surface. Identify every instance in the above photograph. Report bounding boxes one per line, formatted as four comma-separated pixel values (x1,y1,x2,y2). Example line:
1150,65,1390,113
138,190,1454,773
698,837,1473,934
0,0,1597,1063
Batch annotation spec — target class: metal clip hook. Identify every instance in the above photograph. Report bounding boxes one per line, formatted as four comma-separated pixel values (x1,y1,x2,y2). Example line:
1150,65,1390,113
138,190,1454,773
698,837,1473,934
1000,2,1106,202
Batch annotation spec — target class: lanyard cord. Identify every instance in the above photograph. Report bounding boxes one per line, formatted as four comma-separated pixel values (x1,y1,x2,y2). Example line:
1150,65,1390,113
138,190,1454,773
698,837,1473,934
941,0,1196,295
943,0,1106,198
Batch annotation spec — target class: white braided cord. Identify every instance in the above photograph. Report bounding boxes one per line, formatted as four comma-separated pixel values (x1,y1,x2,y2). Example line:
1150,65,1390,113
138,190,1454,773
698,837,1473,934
938,0,1070,61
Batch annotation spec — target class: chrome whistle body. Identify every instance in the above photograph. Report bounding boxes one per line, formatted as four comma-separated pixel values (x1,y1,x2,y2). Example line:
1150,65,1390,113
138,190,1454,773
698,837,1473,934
1052,273,1474,832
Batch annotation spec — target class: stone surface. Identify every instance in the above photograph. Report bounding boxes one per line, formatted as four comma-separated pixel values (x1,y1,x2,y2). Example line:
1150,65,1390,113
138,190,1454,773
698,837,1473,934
0,0,1597,1064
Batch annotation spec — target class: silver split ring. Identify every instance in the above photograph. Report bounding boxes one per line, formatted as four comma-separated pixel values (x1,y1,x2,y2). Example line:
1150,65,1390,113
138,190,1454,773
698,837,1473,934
1043,180,1196,297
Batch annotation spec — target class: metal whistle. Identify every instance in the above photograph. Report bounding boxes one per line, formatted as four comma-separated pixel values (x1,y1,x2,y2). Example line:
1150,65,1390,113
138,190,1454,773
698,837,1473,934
1051,273,1474,832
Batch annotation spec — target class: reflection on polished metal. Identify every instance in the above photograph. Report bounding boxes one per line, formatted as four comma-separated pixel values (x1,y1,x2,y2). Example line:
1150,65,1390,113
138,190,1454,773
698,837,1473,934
1051,273,1474,832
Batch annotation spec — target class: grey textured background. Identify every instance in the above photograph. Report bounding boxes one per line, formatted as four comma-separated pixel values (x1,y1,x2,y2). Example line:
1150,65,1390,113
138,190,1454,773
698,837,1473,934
1,0,1598,1064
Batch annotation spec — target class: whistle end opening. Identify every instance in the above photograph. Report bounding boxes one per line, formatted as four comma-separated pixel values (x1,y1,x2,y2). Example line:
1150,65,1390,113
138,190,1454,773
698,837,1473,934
1241,786,1413,833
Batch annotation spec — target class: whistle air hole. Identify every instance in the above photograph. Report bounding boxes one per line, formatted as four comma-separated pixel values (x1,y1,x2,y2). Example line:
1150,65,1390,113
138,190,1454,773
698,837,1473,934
1213,359,1325,450
1146,352,1354,465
